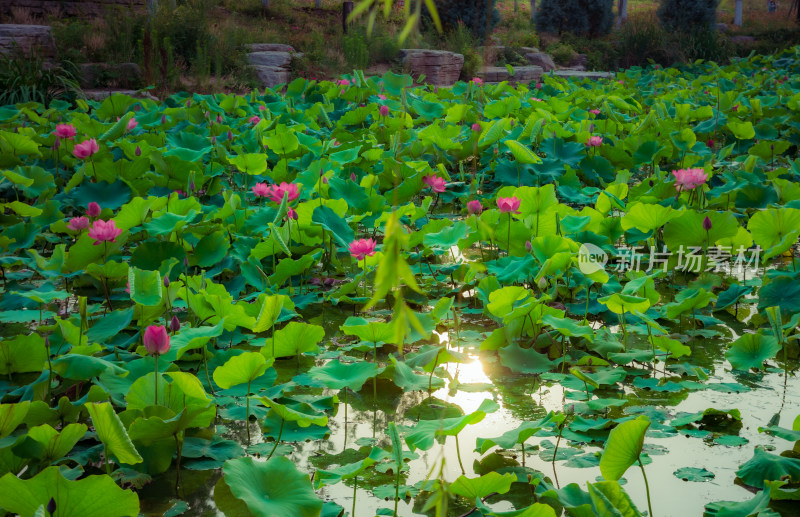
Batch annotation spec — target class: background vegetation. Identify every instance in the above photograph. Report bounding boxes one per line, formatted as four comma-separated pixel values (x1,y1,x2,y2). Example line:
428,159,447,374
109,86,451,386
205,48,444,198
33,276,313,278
0,0,797,96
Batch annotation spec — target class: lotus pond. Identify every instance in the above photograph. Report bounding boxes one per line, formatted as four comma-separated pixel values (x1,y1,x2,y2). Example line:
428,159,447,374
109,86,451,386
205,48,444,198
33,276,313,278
1,47,800,517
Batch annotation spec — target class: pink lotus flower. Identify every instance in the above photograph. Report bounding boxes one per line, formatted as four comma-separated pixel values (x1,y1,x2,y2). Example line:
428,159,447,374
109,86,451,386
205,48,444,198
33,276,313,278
471,123,481,132
348,238,377,261
423,174,446,193
268,182,300,203
287,207,298,220
535,82,542,89
126,118,138,131
379,105,390,117
73,138,99,159
143,325,170,355
672,168,708,191
472,77,483,85
732,104,739,112
249,116,261,125
531,97,543,102
55,124,76,140
337,79,350,86
497,196,521,214
587,136,603,147
377,94,387,100
258,105,266,111
87,202,101,218
252,182,272,198
88,219,122,245
67,216,90,231
467,200,483,215
589,109,601,115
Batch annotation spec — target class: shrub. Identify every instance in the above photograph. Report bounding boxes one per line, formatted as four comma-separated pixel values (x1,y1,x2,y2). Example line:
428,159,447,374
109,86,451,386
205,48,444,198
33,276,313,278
534,0,614,37
0,47,81,107
342,32,369,70
426,0,500,41
548,42,576,65
443,21,483,80
657,0,719,33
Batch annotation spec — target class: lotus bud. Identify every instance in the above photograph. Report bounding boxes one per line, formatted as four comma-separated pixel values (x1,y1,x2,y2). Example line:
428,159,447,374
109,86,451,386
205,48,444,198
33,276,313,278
703,216,712,231
525,240,532,251
47,498,56,516
135,145,141,157
170,315,181,333
227,130,233,141
350,172,357,181
537,277,547,289
161,115,166,125
163,276,170,287
54,137,61,150
211,136,216,144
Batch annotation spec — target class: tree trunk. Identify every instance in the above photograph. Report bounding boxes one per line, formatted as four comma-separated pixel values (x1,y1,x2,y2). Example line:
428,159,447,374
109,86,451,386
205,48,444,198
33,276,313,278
530,0,535,20
262,0,269,11
514,0,518,13
616,0,628,29
315,0,322,7
733,0,743,27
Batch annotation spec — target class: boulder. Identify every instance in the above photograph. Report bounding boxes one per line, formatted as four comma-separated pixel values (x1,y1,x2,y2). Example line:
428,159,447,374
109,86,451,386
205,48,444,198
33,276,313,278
525,52,556,72
251,65,291,88
245,43,295,53
730,35,755,45
567,53,588,71
247,51,293,68
398,49,464,85
552,70,613,81
477,65,543,84
83,89,158,101
0,24,56,57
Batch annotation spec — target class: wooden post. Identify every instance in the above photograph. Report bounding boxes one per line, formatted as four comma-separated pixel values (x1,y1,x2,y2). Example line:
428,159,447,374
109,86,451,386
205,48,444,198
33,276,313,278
343,1,354,33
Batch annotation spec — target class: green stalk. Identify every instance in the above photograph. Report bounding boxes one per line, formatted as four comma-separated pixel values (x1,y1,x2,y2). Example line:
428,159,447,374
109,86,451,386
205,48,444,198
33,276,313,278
352,475,358,517
267,418,284,460
455,434,466,475
245,380,251,445
639,457,653,517
154,354,159,406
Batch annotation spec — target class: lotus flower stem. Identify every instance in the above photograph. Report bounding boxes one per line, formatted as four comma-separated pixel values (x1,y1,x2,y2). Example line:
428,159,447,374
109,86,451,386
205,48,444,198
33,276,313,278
455,434,465,475
638,457,653,517
104,445,111,475
267,418,284,460
154,354,159,406
246,380,252,445
352,475,358,517
175,433,183,493
507,213,512,257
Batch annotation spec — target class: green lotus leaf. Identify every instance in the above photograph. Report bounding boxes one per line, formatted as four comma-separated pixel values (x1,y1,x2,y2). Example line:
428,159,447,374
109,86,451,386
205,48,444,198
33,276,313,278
0,334,47,375
598,293,650,315
389,355,444,391
308,359,384,391
0,467,139,517
220,456,323,517
599,415,650,481
85,402,143,465
451,472,516,500
735,447,800,489
587,480,643,517
213,352,272,389
725,332,781,371
253,396,328,427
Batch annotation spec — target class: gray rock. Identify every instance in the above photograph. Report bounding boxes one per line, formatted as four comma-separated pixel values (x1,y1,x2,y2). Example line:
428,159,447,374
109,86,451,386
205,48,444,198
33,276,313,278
519,46,540,54
251,65,291,88
716,23,729,32
398,49,464,85
525,52,556,72
247,51,293,68
0,24,55,56
477,65,543,84
551,70,613,81
730,35,755,45
245,43,295,53
83,89,158,101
